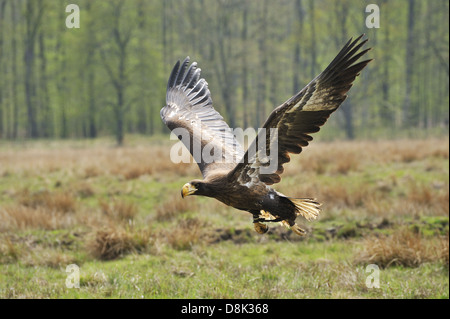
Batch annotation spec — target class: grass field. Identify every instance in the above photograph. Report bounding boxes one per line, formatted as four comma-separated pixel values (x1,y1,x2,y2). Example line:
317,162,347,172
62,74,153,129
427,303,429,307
0,137,448,298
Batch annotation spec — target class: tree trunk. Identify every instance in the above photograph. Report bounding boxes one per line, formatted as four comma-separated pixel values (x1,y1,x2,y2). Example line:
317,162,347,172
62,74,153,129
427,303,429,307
87,67,97,139
403,0,415,127
241,6,249,129
0,0,6,138
116,89,124,146
83,0,97,139
292,0,304,95
24,0,43,138
215,5,236,129
380,14,391,125
116,42,126,146
332,1,354,139
309,0,317,79
256,0,268,127
38,30,51,137
55,4,68,138
11,0,19,139
101,0,134,146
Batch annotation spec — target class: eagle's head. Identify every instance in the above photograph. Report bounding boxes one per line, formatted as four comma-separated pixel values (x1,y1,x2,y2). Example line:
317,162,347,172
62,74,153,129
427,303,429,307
181,180,206,198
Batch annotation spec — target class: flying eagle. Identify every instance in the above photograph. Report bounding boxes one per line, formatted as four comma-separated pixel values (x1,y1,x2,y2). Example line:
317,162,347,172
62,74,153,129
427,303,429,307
160,35,371,236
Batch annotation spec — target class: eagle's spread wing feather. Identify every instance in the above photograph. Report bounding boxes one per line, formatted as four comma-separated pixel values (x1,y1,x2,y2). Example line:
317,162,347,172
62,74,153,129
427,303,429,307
230,35,372,186
161,57,244,178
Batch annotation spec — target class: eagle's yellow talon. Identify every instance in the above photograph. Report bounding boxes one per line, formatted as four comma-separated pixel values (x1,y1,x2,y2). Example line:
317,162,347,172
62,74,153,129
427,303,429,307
254,222,269,234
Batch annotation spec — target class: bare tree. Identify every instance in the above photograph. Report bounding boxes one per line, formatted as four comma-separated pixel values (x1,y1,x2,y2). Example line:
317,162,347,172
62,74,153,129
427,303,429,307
292,0,305,95
0,0,7,138
101,0,136,146
23,0,44,138
214,1,238,129
403,0,416,127
333,0,355,139
241,5,249,129
11,0,19,139
256,0,269,127
84,0,98,139
38,28,51,137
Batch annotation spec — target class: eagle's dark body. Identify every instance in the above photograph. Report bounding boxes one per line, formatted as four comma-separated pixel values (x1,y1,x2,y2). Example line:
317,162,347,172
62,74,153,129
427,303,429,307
200,172,293,217
161,35,372,235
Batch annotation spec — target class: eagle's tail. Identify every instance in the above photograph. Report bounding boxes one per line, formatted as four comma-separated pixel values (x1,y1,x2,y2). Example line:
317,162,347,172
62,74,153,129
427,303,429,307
288,197,321,221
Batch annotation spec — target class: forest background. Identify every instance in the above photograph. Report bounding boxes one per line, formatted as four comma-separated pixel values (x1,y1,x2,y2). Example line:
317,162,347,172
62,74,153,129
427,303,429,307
0,0,448,145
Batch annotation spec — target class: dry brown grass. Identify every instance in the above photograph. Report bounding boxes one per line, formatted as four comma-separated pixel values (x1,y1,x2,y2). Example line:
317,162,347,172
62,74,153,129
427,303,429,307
0,143,198,180
0,138,446,176
285,180,380,211
294,142,365,175
26,249,77,268
107,145,198,179
298,156,330,175
83,165,104,179
281,140,449,218
0,205,76,231
99,199,139,222
408,183,434,205
122,165,154,180
298,138,448,168
86,226,151,260
357,178,449,218
332,152,360,175
87,228,135,260
18,189,76,213
73,181,96,198
0,236,20,264
406,183,449,215
156,195,198,221
356,228,449,268
0,234,77,267
393,140,449,163
165,218,205,250
361,139,448,164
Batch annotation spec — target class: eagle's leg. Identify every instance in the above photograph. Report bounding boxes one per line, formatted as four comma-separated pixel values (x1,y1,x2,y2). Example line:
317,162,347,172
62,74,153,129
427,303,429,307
282,219,307,236
253,217,283,223
251,211,269,234
262,217,284,223
256,210,283,222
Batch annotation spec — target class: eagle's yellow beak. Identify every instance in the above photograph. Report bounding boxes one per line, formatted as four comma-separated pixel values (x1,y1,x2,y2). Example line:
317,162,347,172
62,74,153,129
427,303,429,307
181,183,197,198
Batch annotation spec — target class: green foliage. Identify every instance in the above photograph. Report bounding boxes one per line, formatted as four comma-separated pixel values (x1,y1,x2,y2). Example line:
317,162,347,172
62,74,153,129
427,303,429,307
0,0,448,143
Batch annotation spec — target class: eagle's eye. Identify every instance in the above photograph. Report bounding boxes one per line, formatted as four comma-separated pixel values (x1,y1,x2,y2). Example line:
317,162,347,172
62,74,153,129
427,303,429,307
191,182,204,191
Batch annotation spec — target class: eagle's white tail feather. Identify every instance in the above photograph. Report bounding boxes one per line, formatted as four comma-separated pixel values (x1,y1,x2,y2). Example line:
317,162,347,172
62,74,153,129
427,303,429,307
289,198,321,221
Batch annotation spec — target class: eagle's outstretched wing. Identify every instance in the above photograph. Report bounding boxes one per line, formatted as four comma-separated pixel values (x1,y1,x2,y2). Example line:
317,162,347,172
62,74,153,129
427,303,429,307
161,57,244,178
229,35,372,186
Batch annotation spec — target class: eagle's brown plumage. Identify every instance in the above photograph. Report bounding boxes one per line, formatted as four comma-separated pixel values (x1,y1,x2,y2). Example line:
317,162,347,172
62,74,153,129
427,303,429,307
160,35,372,235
